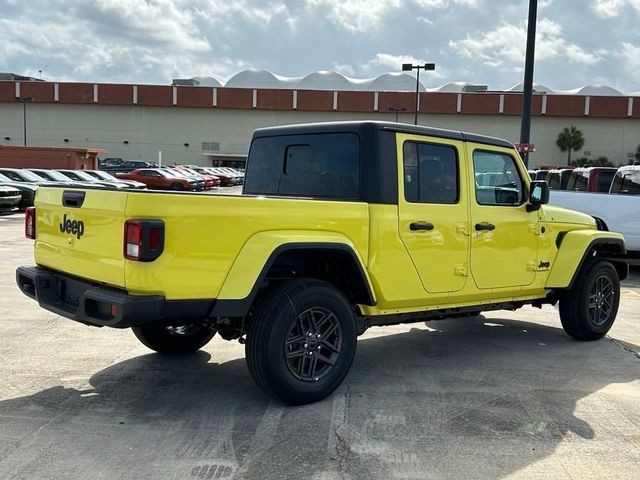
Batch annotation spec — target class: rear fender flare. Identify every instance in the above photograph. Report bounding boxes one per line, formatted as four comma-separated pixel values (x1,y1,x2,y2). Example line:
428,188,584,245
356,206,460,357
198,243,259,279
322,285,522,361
211,231,375,317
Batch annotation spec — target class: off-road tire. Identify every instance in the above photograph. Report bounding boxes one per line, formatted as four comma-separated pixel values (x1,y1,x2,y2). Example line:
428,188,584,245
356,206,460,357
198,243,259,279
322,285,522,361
559,260,620,341
132,323,216,354
246,279,357,405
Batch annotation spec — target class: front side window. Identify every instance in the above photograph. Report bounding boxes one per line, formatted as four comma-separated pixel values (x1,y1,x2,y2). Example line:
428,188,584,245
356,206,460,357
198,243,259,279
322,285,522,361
403,141,459,204
473,151,524,206
611,171,640,194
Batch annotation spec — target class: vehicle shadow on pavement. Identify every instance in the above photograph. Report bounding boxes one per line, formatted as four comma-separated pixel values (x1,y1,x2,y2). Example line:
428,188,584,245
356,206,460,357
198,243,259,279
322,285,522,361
1,315,639,479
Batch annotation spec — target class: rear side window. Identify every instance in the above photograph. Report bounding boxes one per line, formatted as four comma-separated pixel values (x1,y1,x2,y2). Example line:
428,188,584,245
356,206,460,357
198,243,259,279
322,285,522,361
567,171,588,191
548,173,561,189
244,133,359,198
597,170,615,192
472,151,523,206
535,171,549,181
403,141,459,204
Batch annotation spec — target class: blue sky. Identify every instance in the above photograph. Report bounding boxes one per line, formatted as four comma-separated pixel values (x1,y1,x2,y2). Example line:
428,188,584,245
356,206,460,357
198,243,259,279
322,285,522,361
1,0,639,92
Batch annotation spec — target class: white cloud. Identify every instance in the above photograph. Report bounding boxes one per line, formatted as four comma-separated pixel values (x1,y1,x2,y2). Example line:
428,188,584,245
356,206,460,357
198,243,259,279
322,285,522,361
591,0,640,17
413,0,478,6
449,18,604,70
307,0,477,33
306,0,400,33
616,42,640,78
361,53,448,79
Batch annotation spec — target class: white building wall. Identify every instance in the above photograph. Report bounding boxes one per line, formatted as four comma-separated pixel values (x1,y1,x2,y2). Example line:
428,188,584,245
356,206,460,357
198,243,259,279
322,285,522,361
0,103,638,168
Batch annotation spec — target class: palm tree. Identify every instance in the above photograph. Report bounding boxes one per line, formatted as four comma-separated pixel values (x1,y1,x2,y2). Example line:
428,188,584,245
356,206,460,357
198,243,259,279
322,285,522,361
556,126,585,165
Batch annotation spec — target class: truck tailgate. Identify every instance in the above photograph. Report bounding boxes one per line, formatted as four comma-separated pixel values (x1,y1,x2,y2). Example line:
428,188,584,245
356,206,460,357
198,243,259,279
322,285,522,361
34,187,128,288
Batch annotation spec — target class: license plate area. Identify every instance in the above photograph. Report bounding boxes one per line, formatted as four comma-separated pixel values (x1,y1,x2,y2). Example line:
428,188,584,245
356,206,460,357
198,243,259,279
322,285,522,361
37,273,90,316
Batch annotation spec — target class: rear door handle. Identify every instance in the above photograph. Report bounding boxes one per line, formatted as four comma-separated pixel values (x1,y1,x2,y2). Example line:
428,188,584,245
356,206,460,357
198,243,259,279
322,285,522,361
410,222,434,231
475,222,495,231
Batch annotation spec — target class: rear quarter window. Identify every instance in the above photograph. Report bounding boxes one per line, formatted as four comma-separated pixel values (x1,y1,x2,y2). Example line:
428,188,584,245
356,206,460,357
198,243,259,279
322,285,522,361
244,133,359,198
597,170,615,192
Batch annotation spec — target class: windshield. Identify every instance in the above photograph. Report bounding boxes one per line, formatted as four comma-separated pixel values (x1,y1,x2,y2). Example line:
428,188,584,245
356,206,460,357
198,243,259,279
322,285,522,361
42,170,72,181
90,171,116,181
165,168,187,178
64,170,98,182
0,169,44,182
0,172,15,182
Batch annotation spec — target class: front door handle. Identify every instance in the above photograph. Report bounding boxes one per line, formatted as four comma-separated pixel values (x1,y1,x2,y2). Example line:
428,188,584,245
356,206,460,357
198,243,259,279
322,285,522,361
475,222,496,231
410,222,434,231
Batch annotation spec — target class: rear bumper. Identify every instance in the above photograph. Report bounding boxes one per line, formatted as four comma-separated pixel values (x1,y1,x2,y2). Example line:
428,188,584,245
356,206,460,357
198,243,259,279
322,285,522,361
16,265,214,328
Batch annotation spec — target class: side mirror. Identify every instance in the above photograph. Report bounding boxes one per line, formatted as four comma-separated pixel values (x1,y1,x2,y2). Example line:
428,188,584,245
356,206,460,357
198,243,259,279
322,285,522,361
527,180,549,211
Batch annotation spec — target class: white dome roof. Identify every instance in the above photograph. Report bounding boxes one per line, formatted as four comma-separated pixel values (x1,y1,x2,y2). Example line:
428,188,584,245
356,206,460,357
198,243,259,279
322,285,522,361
191,76,222,87
225,69,283,89
507,83,552,93
189,70,632,96
297,71,354,91
575,85,624,96
369,72,425,92
431,82,472,93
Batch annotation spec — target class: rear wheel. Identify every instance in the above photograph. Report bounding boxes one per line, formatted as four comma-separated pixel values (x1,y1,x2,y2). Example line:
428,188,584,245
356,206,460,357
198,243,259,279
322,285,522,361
170,182,184,191
559,260,620,341
132,323,216,354
246,279,357,405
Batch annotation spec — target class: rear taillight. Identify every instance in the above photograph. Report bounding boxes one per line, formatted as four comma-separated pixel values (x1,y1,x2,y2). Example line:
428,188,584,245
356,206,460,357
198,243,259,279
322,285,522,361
123,219,164,261
124,220,142,259
25,207,36,239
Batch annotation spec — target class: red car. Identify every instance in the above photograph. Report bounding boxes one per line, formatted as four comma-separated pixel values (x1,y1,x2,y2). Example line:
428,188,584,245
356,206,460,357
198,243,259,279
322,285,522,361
566,167,617,193
174,166,220,189
116,169,197,191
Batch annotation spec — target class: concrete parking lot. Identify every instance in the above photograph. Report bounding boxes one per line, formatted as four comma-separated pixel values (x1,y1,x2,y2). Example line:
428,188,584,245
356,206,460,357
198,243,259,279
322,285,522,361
1,212,639,480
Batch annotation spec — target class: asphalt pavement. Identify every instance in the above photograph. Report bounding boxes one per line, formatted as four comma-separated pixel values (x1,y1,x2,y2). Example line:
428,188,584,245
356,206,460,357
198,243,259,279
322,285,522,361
1,211,639,480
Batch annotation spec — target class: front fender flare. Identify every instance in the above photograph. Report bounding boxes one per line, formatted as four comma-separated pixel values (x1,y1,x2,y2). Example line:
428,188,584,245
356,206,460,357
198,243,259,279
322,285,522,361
546,230,627,289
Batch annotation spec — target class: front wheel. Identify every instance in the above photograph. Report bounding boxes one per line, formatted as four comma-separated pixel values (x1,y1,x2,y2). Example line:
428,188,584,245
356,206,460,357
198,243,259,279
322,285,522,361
170,182,184,191
559,260,620,341
246,279,357,405
132,323,216,354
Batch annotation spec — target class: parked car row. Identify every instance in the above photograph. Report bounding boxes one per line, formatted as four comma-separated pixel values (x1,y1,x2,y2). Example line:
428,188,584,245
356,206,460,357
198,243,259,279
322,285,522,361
116,165,244,191
0,167,148,211
0,164,245,212
528,165,640,194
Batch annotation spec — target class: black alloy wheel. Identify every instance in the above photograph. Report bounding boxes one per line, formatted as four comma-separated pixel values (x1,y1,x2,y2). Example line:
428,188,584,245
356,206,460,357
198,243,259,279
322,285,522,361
246,279,357,405
586,274,615,327
559,260,620,341
284,306,342,382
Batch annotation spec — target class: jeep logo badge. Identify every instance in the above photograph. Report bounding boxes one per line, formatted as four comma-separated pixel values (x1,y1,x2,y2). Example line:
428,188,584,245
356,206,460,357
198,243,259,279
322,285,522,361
59,214,85,239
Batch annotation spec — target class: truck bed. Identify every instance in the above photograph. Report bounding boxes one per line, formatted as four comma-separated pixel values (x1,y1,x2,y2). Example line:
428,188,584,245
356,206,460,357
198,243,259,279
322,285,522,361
34,187,369,300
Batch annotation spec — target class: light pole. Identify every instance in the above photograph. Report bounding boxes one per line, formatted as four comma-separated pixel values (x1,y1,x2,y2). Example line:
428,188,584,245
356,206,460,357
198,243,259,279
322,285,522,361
16,96,32,146
388,106,407,123
402,63,435,125
519,0,538,168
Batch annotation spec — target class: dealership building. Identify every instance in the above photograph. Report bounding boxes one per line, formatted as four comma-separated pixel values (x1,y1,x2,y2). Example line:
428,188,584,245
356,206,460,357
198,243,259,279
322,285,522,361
0,70,639,169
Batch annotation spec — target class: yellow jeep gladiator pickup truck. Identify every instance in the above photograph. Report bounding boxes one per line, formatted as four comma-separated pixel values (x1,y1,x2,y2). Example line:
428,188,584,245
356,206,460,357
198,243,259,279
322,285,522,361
16,121,628,405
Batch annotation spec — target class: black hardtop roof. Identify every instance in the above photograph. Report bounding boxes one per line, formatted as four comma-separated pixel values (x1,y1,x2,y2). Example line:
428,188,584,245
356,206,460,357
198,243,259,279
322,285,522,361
252,120,514,149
